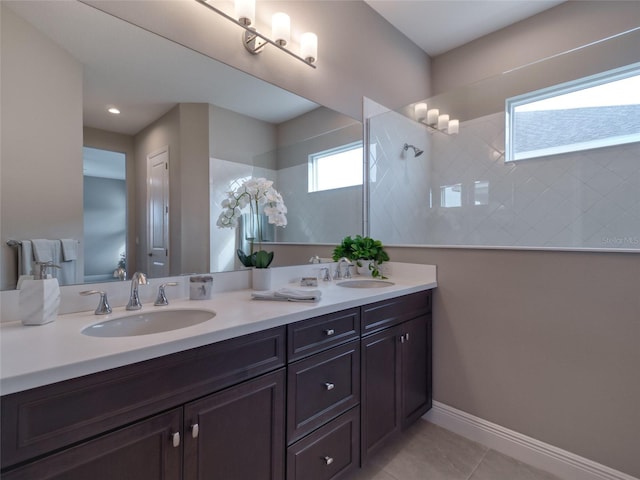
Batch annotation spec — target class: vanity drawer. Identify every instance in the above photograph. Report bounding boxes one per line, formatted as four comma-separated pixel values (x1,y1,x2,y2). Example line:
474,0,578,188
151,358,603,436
287,341,360,444
288,307,360,361
362,290,431,335
1,326,285,469
287,407,360,480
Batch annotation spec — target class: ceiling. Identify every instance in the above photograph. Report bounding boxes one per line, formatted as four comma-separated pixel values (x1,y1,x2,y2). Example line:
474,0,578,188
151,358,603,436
364,0,565,57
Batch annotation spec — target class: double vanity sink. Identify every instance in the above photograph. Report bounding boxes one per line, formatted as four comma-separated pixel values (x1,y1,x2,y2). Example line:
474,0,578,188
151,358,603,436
0,263,434,396
80,279,394,338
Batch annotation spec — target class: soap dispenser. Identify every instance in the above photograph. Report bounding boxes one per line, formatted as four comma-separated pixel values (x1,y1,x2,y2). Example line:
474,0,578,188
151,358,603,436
19,261,61,326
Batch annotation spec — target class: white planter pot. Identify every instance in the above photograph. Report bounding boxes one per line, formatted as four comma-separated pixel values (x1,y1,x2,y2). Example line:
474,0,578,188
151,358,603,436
252,268,272,291
357,260,374,277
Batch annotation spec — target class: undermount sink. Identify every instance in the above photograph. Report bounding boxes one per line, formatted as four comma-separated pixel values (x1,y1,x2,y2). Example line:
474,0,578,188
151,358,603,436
81,309,216,338
337,279,395,288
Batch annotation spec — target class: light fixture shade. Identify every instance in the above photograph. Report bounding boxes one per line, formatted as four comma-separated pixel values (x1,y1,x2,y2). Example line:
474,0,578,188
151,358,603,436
427,109,439,125
272,12,290,46
235,0,255,26
301,32,318,63
437,114,450,130
414,103,427,122
448,119,459,134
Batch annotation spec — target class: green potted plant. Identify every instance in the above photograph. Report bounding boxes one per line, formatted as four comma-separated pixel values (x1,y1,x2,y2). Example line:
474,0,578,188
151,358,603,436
332,235,389,278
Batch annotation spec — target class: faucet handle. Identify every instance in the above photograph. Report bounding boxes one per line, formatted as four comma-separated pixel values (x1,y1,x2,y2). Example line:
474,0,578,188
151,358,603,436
320,267,331,282
80,290,112,315
344,265,353,279
154,282,178,306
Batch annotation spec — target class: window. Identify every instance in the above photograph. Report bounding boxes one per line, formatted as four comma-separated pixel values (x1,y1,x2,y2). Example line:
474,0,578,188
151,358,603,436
506,63,640,162
440,184,462,208
308,142,363,192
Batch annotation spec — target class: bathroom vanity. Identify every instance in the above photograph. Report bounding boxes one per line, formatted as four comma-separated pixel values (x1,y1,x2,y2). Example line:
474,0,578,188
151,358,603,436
0,264,435,480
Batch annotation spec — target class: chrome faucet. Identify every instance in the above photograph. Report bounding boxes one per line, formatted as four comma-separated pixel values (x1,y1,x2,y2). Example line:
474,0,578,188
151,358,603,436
126,272,148,310
80,290,112,315
154,282,178,306
333,257,353,280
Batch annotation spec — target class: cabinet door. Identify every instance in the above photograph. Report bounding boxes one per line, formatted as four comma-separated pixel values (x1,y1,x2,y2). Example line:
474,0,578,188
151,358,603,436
184,369,286,480
401,314,432,429
2,409,182,480
360,324,402,462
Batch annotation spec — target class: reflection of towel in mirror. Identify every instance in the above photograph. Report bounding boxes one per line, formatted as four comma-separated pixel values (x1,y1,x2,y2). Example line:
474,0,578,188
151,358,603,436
18,240,33,277
31,239,57,264
60,239,78,261
30,239,77,285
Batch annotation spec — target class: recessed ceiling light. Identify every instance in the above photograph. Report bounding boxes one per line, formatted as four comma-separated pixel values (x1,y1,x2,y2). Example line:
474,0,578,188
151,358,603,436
108,107,121,115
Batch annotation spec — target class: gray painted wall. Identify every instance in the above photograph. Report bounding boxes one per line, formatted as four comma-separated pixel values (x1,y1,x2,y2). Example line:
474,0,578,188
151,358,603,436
431,0,640,94
0,6,84,289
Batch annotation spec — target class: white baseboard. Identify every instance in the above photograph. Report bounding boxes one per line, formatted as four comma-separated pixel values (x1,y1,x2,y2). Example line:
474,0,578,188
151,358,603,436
423,401,638,480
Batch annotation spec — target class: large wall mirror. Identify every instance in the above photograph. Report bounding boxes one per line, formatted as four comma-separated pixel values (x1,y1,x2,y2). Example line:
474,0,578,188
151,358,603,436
0,1,363,290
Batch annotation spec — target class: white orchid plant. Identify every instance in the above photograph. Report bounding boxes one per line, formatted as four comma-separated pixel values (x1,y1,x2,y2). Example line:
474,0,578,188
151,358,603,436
216,177,287,268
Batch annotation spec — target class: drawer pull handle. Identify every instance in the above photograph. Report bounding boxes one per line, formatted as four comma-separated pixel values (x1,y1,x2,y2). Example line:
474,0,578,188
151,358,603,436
325,382,335,391
191,423,199,439
170,432,180,447
324,329,335,336
324,456,334,465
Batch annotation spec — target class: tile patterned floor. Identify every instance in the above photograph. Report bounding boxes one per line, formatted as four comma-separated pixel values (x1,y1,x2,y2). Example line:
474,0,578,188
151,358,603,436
349,420,563,480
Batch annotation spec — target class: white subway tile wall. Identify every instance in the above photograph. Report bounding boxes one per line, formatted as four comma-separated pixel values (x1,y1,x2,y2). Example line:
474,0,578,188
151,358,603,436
369,110,640,250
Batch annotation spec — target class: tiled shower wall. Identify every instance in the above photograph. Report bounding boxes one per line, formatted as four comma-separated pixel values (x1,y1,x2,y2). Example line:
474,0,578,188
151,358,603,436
369,109,640,250
277,163,362,244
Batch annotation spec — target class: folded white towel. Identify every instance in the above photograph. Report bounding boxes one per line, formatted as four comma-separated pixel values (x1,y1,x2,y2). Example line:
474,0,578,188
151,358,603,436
60,239,78,261
252,288,322,303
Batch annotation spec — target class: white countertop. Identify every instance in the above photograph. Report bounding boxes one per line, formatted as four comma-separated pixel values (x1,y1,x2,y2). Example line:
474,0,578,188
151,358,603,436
0,263,436,395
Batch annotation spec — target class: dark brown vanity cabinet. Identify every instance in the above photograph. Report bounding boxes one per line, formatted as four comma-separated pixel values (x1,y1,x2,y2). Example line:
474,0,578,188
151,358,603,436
1,326,287,480
1,290,433,480
286,308,362,480
361,291,432,463
1,408,183,480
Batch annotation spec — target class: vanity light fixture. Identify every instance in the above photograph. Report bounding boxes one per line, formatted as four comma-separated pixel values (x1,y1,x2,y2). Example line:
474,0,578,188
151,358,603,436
413,103,459,135
195,0,318,68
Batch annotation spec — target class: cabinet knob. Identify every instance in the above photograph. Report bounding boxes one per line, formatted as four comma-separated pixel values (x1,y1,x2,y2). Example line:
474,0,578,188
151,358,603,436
325,382,335,391
324,328,335,336
170,432,180,447
191,423,199,439
323,456,334,465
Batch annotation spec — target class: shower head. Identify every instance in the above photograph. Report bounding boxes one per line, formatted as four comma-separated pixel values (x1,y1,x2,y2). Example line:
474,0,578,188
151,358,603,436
403,143,424,157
